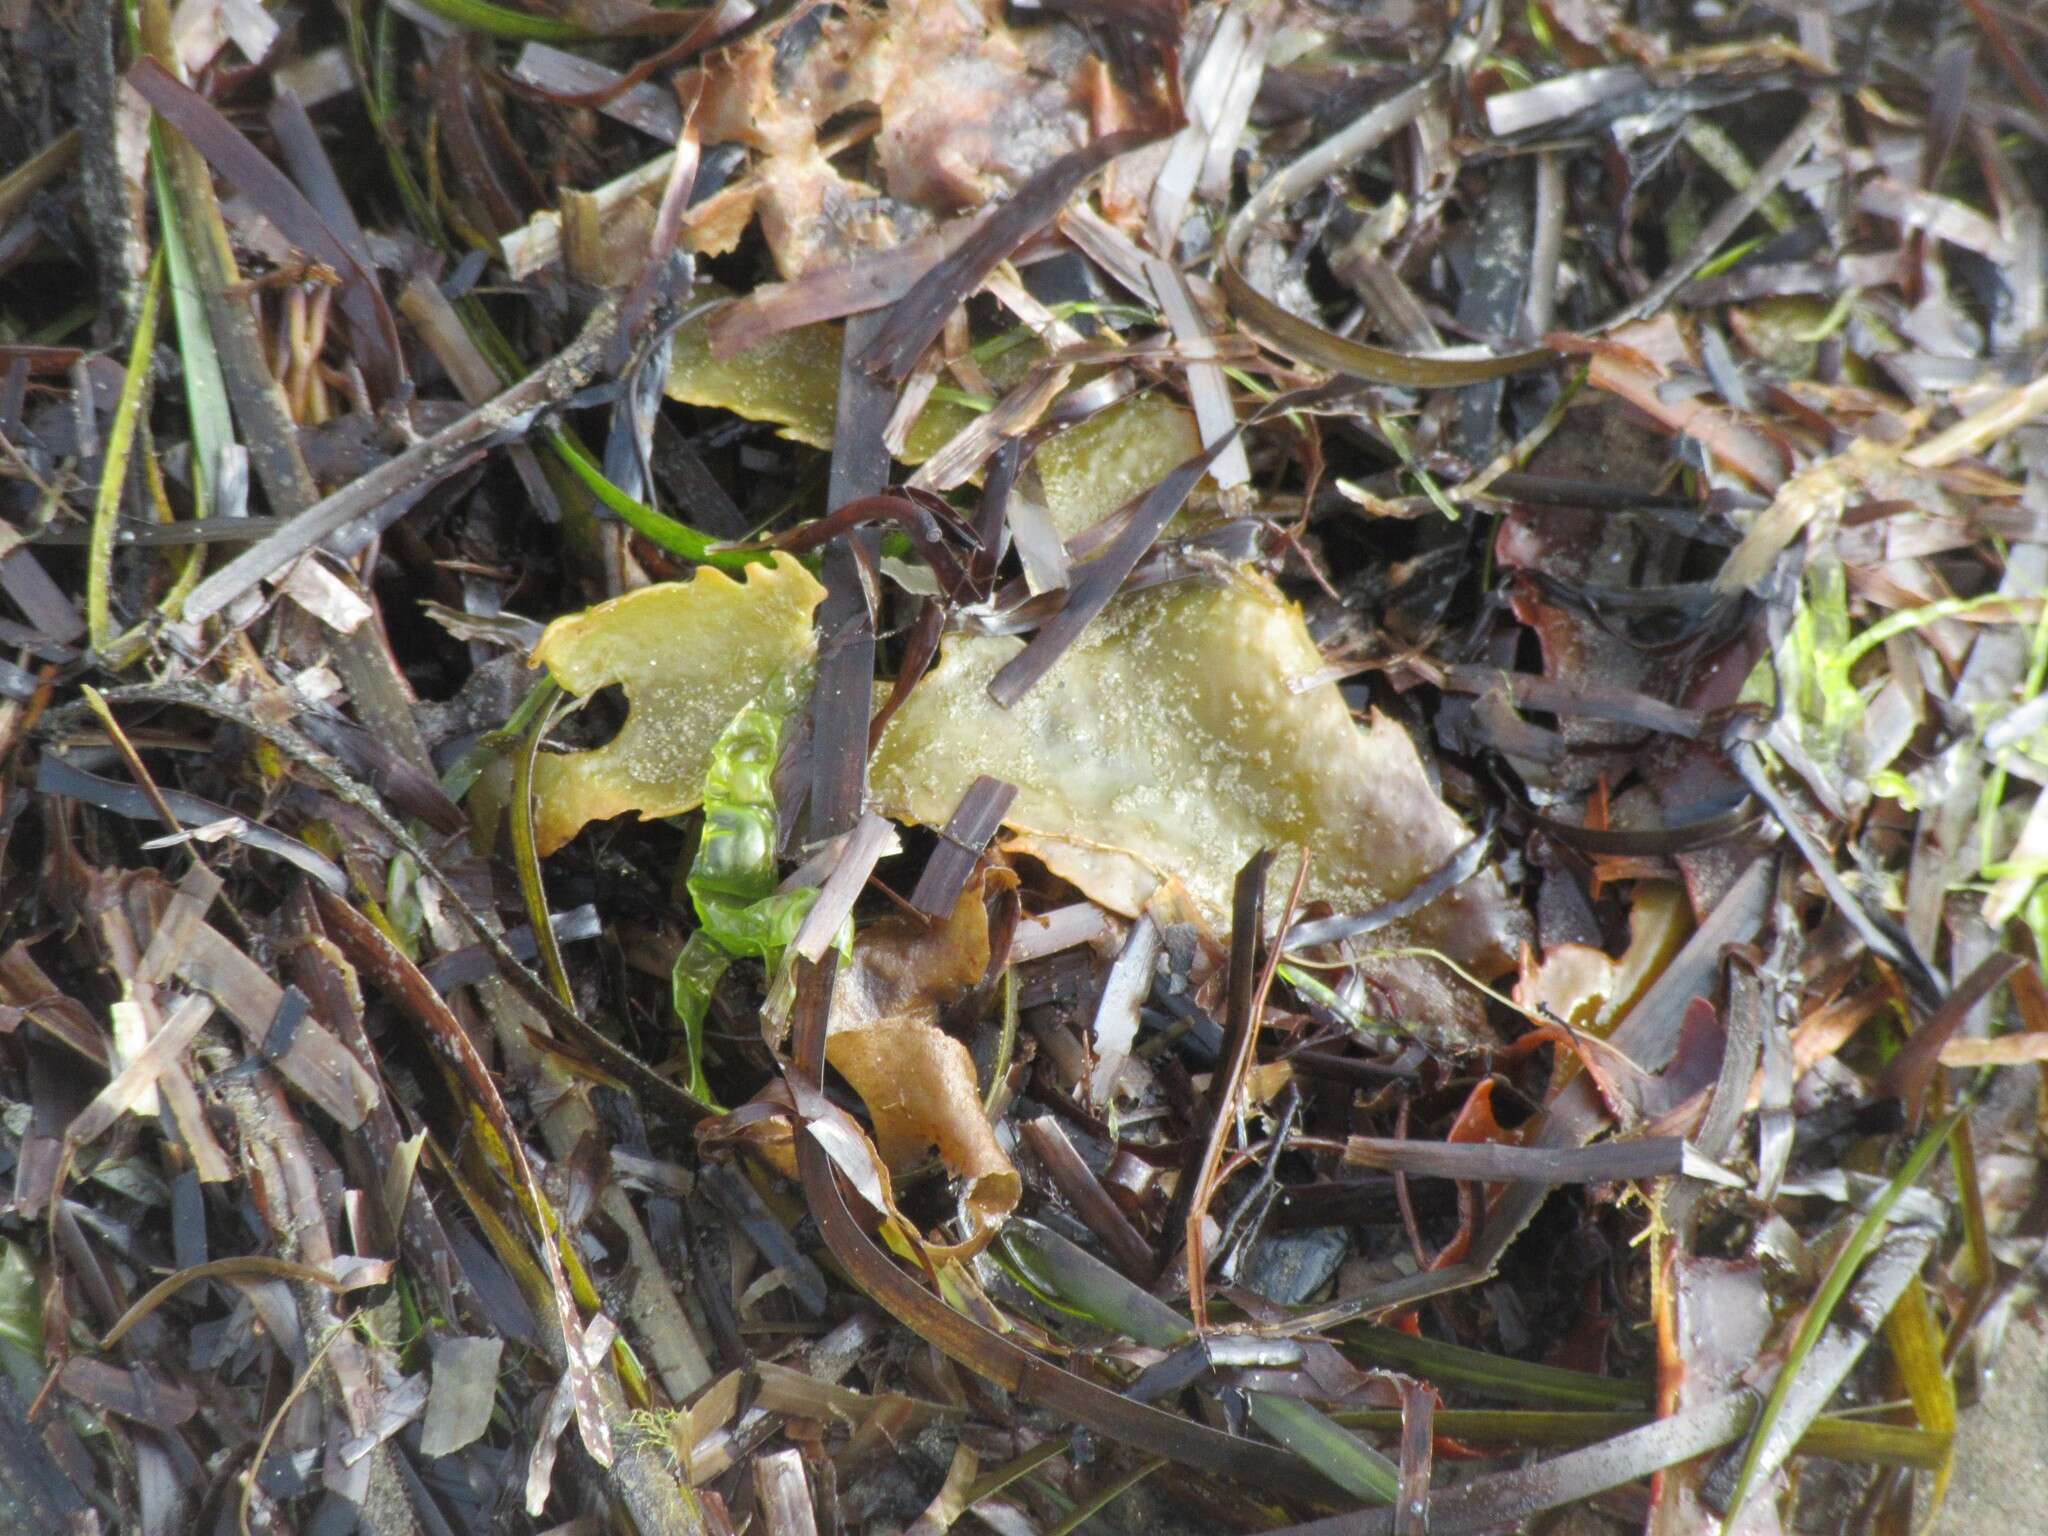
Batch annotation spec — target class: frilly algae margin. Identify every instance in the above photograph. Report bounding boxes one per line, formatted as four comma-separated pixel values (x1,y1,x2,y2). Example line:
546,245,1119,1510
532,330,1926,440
527,554,825,855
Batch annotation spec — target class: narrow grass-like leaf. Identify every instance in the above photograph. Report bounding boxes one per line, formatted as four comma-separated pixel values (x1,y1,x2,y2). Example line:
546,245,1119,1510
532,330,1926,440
1680,119,1797,231
1786,1414,1949,1471
129,59,404,402
1948,1109,1993,1297
1220,257,1555,388
1280,962,1397,1040
88,253,164,654
1214,53,1554,390
1272,1395,1758,1536
37,754,345,895
960,1438,1068,1506
1345,1325,1650,1408
440,676,555,804
1246,1394,1399,1505
1878,951,2023,1121
1718,1101,1965,1533
1694,234,1768,282
0,1239,44,1390
1342,1134,1730,1185
510,680,575,1008
346,0,441,240
546,426,759,571
312,888,615,1466
152,135,232,522
1331,1408,1946,1470
1005,1220,1395,1501
1373,408,1462,521
857,132,1154,381
1044,1458,1167,1536
1834,590,2029,674
392,0,592,45
1003,1221,1187,1348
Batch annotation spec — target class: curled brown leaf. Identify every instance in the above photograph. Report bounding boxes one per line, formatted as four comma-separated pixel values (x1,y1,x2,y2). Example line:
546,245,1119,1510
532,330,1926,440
827,877,1019,1255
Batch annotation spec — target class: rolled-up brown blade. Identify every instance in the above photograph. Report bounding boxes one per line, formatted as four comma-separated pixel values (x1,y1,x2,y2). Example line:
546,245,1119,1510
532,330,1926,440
1219,259,1556,388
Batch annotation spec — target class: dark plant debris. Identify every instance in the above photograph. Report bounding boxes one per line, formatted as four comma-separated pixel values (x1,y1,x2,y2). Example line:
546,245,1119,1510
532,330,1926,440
2,2,2046,1534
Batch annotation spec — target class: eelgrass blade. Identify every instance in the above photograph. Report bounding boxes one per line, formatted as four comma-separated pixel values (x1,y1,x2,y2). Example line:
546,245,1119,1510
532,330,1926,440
405,0,593,41
1043,1458,1167,1536
1345,1324,1649,1408
1245,1394,1399,1506
153,136,232,522
88,253,164,655
1717,1100,1967,1532
509,680,574,1009
1329,1408,1947,1470
547,425,759,572
1006,1221,1395,1502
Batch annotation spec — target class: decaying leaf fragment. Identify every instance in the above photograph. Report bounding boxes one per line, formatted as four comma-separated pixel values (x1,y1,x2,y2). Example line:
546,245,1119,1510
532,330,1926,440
825,881,1019,1253
420,1335,503,1458
689,0,1091,277
1516,881,1693,1034
872,573,1528,1033
527,555,824,854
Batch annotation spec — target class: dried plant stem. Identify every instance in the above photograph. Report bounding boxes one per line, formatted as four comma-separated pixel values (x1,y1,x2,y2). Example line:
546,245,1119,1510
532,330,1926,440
139,0,431,771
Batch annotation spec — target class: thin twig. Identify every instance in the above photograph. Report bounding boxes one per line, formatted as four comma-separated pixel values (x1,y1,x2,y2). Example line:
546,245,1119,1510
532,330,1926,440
183,285,678,621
